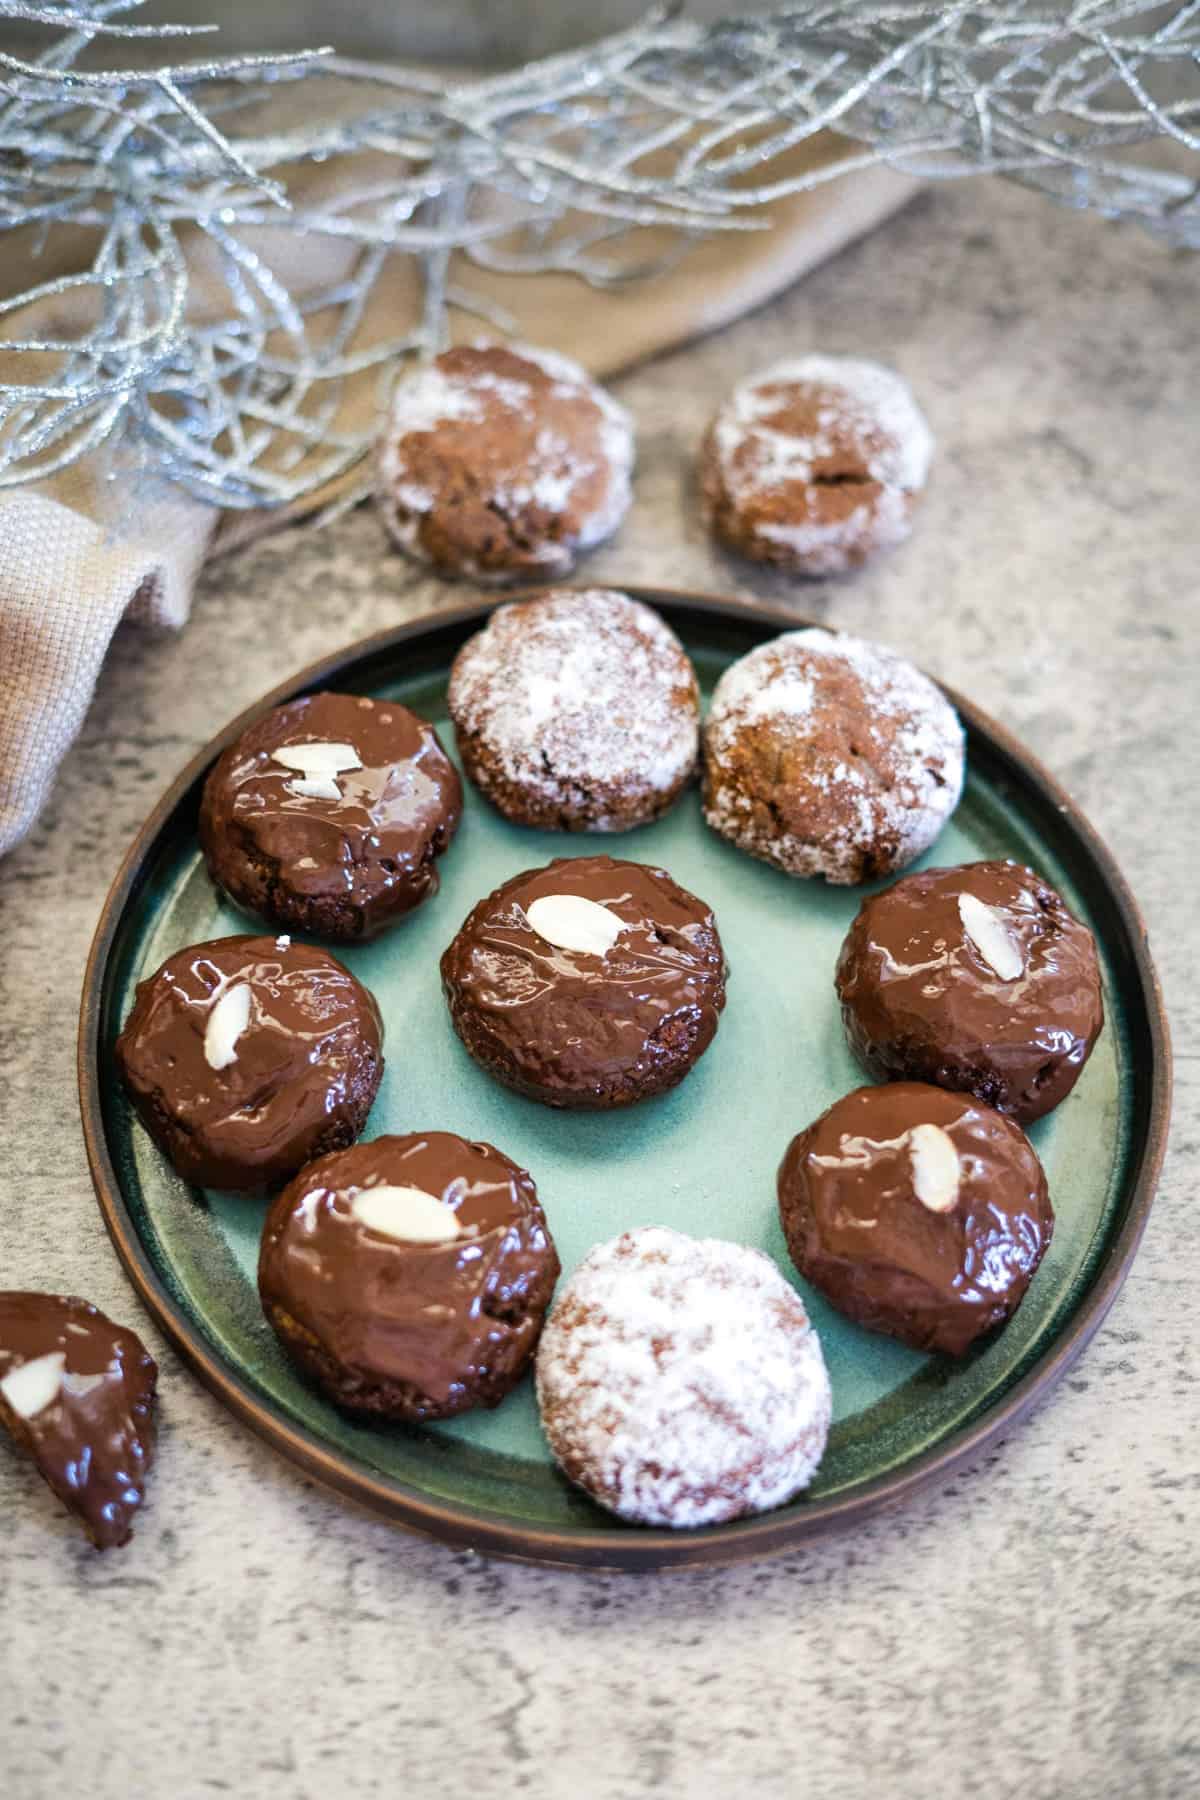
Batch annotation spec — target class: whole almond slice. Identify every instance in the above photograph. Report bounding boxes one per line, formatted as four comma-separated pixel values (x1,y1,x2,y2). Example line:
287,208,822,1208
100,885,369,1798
958,892,1024,981
525,893,626,957
351,1184,462,1244
908,1123,960,1213
0,1351,66,1420
204,981,253,1070
270,742,363,776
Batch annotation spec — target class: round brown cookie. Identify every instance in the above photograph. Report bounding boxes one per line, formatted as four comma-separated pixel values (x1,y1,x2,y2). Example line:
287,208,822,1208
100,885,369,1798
836,860,1104,1124
702,627,964,884
440,855,727,1109
777,1082,1053,1357
376,340,634,583
115,934,384,1191
535,1226,831,1528
448,590,699,832
0,1293,157,1550
700,355,933,575
259,1132,560,1423
199,691,461,943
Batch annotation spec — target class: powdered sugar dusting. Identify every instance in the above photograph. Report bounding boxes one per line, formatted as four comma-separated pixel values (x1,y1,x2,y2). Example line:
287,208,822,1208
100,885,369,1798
536,1227,831,1528
383,361,487,441
707,356,932,573
510,342,635,548
449,589,698,820
716,355,933,496
704,628,965,883
376,340,634,577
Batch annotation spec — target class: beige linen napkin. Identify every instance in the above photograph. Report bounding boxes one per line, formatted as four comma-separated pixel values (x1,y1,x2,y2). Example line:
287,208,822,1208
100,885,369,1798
0,131,914,857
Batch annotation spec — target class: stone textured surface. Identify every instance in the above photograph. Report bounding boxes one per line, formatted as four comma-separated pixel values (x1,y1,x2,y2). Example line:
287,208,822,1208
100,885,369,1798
0,181,1196,1799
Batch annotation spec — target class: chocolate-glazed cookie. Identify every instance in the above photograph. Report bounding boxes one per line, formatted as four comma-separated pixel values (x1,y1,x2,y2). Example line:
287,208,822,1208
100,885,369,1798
116,934,384,1191
440,855,727,1109
0,1293,157,1549
199,691,462,942
778,1083,1053,1357
259,1132,560,1421
836,860,1104,1123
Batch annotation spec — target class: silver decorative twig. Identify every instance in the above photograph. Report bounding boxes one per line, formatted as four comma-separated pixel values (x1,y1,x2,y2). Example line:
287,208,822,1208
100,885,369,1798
0,2,1196,508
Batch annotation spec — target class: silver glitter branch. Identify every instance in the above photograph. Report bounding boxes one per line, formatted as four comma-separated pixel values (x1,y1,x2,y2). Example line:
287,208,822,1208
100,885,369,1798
1,2,1197,508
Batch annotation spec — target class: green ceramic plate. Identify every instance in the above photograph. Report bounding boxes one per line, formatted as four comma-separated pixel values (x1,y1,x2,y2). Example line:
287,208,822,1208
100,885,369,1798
79,591,1170,1570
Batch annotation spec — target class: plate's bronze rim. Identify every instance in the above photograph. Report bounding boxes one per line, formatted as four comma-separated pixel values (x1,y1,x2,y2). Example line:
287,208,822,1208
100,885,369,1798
78,587,1172,1572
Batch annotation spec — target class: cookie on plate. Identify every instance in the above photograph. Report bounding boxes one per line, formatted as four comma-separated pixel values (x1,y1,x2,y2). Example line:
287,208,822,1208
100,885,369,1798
836,860,1104,1123
702,627,964,884
777,1082,1053,1357
116,934,383,1191
377,341,634,583
0,1293,157,1550
440,855,727,1109
700,355,933,575
199,691,462,942
447,589,699,831
536,1226,831,1528
259,1132,560,1422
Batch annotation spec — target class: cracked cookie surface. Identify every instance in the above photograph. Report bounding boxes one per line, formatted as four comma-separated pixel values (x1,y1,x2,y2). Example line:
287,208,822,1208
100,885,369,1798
702,628,964,884
376,341,634,583
448,589,699,832
700,355,932,575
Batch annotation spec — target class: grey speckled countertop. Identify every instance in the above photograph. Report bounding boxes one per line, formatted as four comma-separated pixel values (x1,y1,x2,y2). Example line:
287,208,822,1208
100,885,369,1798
1,180,1196,1800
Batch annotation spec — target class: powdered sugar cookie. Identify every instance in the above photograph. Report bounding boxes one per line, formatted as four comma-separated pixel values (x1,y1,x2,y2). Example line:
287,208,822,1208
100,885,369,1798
700,356,933,575
536,1226,831,1528
377,341,633,583
448,589,699,832
702,628,964,884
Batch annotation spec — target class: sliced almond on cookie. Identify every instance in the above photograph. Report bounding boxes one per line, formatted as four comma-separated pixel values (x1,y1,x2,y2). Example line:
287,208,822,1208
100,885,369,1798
0,1351,66,1421
350,1185,462,1244
958,892,1023,981
908,1123,960,1213
204,981,252,1071
525,893,626,957
270,742,363,776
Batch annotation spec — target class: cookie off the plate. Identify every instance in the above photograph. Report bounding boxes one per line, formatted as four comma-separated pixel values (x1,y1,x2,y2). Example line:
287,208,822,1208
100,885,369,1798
700,355,933,576
777,1082,1053,1357
376,340,633,584
440,855,727,1109
115,934,383,1191
259,1132,560,1423
836,859,1104,1123
199,690,461,943
0,1293,157,1550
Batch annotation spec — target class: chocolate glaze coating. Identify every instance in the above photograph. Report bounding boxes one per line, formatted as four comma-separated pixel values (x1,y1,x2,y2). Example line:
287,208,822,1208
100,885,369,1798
440,855,727,1109
0,1293,157,1549
836,860,1103,1123
199,692,462,942
778,1083,1053,1357
116,934,384,1191
258,1132,560,1421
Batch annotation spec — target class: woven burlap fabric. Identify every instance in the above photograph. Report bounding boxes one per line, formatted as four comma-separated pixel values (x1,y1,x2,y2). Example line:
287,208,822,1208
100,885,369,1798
0,132,914,857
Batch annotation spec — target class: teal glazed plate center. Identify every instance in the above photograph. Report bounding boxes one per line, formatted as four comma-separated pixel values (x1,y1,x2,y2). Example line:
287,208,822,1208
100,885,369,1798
78,591,1171,1570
